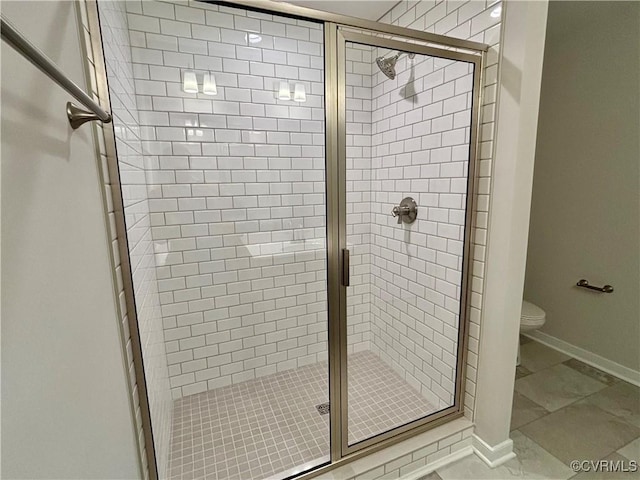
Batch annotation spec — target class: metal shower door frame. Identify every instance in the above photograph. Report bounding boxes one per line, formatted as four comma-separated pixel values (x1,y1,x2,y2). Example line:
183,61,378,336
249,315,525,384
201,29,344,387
331,26,485,460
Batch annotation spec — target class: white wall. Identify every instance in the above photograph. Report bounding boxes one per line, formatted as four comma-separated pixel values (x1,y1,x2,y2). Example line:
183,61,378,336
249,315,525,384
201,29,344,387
524,1,640,374
0,1,141,477
97,0,173,475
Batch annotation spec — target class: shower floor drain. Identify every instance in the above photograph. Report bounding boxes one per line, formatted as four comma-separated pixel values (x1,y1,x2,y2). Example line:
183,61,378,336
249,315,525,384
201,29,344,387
315,403,330,415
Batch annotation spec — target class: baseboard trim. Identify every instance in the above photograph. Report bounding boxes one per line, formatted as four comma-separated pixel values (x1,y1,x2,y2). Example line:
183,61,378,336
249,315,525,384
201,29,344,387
472,435,516,468
524,331,640,387
404,434,517,478
404,446,474,480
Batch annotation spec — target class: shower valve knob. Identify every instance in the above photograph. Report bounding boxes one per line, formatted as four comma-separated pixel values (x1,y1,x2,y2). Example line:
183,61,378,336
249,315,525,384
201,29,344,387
391,197,418,225
392,205,408,223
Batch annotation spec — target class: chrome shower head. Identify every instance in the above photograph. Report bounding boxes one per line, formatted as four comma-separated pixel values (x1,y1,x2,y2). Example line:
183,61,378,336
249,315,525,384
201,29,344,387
376,54,399,80
375,52,416,80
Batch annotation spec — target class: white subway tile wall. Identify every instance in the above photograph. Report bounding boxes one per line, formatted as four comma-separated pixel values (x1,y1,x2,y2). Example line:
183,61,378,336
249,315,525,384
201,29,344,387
79,3,151,478
370,51,473,408
345,43,375,359
376,0,503,421
335,5,502,471
338,424,474,480
97,1,173,476
121,0,500,419
345,42,474,410
125,0,328,399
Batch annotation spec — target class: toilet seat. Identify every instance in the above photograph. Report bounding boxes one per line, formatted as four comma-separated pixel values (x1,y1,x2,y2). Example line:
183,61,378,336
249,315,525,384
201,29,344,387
518,300,546,365
521,300,546,328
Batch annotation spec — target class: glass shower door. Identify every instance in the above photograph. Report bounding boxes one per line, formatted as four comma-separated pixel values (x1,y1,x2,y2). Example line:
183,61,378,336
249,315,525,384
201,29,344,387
337,28,481,452
97,1,333,478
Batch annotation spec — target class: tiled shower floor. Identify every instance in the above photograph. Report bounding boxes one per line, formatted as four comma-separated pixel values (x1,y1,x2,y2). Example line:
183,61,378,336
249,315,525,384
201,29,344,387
168,350,439,480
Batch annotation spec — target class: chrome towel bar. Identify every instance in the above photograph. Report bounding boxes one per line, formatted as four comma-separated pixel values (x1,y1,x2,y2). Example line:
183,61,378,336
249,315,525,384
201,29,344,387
577,279,614,293
1,15,112,129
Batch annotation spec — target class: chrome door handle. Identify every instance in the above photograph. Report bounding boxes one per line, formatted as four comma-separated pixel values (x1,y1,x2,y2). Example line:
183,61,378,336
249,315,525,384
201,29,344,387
342,248,350,287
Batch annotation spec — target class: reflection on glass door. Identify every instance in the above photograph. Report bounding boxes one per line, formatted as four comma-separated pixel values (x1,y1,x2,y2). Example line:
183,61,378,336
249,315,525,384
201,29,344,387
340,30,478,449
98,2,331,479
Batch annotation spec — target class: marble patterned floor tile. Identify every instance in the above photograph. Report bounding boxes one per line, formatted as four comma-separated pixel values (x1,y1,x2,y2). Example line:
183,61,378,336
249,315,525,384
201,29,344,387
515,364,607,412
519,342,571,373
618,437,640,463
516,365,533,380
569,452,640,479
511,391,550,430
584,381,640,428
437,430,573,480
563,359,619,387
520,401,640,465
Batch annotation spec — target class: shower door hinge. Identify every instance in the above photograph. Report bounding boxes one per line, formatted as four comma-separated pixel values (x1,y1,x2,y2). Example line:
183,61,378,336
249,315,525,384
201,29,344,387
342,248,350,287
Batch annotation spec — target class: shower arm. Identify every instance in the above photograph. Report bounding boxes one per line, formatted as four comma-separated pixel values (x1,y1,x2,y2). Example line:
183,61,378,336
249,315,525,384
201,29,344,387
395,52,415,60
379,51,416,63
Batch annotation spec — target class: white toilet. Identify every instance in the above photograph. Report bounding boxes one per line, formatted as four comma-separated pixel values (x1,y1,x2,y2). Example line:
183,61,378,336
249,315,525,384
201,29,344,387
517,300,546,366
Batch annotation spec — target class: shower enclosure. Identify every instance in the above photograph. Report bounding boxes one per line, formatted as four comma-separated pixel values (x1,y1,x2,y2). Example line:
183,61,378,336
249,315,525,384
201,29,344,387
92,1,485,478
